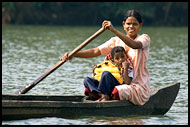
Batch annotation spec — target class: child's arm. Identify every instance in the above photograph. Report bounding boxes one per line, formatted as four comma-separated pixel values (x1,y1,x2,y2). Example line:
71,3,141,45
122,61,132,85
92,65,97,73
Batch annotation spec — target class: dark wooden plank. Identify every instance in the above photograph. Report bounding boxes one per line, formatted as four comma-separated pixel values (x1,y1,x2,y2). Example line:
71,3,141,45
2,94,84,101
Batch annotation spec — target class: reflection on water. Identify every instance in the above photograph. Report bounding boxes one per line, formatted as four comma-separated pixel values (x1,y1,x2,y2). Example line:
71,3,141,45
2,25,188,125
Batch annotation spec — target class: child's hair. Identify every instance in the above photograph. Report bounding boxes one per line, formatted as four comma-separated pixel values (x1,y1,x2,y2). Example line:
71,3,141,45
111,46,126,59
123,10,142,24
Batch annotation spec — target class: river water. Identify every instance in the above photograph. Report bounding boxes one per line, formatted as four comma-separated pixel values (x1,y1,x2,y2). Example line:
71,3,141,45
2,25,188,125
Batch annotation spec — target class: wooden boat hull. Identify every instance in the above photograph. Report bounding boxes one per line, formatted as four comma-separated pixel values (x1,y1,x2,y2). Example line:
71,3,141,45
2,83,180,120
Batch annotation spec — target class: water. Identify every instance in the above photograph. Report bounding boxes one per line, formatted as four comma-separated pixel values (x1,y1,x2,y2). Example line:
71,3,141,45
2,25,188,125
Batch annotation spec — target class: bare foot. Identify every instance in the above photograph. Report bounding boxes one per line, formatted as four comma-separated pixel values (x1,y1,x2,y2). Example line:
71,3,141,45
99,94,110,102
96,94,110,102
95,93,110,102
111,95,116,100
95,98,102,102
95,93,103,102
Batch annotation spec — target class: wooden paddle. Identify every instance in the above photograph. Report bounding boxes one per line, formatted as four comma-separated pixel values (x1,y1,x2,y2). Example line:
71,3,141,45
17,27,105,94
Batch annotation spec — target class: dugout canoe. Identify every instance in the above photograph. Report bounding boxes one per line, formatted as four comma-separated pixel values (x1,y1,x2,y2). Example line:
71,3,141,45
2,83,180,120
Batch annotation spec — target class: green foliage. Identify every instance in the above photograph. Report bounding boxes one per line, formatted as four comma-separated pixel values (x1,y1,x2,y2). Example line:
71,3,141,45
2,2,188,26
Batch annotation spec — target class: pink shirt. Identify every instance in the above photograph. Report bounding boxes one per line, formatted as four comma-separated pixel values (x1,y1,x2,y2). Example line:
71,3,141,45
98,34,151,105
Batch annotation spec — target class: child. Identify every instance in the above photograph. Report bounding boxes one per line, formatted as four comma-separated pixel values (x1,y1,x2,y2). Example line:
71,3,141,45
84,46,133,102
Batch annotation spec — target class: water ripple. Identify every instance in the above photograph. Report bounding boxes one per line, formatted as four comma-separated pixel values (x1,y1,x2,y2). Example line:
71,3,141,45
2,25,188,125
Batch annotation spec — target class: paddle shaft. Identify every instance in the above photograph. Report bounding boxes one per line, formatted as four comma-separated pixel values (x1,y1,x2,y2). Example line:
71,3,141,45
17,27,105,94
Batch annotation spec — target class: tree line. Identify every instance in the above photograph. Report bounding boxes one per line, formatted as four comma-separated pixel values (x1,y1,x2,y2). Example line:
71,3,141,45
2,2,188,26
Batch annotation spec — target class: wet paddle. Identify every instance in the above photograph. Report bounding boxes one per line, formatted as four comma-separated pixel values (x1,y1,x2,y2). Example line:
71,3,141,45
17,27,105,94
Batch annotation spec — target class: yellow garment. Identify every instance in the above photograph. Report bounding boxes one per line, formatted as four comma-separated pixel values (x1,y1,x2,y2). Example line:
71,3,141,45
92,60,123,84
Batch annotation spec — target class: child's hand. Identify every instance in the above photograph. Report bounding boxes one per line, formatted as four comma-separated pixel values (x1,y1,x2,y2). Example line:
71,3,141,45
122,61,130,69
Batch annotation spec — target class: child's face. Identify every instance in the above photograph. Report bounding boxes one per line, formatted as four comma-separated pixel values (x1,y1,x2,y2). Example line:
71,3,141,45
122,16,142,39
113,52,127,67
